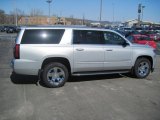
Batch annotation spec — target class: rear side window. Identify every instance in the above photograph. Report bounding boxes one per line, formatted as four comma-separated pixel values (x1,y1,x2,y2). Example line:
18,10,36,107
21,29,65,44
73,30,104,44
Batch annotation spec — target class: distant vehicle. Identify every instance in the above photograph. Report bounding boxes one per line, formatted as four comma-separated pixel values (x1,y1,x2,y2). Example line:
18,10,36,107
123,27,133,32
153,27,160,32
140,31,160,41
115,30,125,36
15,26,21,33
3,26,10,32
127,34,157,49
6,26,17,33
134,27,144,32
120,27,133,37
0,26,5,32
147,32,160,42
125,30,141,37
148,34,160,42
0,26,3,32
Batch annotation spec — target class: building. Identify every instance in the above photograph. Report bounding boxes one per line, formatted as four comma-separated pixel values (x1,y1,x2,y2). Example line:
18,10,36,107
18,16,71,25
122,19,154,27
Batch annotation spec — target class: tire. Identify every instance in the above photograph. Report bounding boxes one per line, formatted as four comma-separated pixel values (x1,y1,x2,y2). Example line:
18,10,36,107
42,62,69,88
133,58,151,78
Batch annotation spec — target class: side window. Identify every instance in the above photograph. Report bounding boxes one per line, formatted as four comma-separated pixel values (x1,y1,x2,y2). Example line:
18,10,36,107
73,30,104,44
127,36,134,43
103,31,126,45
21,29,64,44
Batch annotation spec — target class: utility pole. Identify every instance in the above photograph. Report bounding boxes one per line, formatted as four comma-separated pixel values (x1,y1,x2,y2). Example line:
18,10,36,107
46,0,52,24
82,14,85,25
138,4,141,26
13,0,18,26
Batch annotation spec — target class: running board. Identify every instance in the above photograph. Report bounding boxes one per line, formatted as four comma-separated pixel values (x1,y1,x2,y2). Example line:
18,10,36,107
72,70,130,76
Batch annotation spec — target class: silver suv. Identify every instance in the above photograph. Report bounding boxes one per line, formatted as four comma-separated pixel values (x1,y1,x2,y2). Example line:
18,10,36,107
11,26,156,88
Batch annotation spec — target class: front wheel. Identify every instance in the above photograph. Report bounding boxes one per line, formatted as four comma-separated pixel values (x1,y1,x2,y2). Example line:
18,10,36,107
133,58,151,78
42,62,69,88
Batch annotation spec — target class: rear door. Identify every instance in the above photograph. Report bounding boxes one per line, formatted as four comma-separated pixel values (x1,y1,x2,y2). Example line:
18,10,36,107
73,30,104,72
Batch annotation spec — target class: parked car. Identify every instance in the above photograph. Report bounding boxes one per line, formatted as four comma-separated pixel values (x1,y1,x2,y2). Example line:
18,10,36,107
3,26,10,32
0,26,5,32
147,32,160,42
11,26,156,88
153,27,160,32
0,26,3,31
15,26,21,33
140,30,160,41
127,34,157,49
134,27,144,32
6,26,17,33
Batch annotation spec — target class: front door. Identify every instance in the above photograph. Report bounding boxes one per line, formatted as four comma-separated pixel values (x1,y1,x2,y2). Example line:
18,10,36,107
103,31,133,70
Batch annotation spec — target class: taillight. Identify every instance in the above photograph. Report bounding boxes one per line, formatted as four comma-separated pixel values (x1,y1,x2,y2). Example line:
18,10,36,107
14,44,20,59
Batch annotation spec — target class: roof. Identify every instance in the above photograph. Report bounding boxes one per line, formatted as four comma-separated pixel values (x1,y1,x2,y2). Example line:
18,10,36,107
20,25,111,31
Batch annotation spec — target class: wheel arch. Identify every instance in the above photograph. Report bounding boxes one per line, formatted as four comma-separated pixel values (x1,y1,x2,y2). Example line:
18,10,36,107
135,55,153,71
41,57,71,74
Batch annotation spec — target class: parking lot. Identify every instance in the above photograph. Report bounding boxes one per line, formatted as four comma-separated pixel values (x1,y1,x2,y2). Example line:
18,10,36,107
0,33,160,120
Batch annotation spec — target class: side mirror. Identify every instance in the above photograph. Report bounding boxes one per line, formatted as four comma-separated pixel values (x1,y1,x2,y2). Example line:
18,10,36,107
122,41,129,47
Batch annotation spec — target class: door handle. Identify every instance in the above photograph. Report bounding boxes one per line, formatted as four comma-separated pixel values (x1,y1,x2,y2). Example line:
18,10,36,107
106,49,113,51
76,48,84,51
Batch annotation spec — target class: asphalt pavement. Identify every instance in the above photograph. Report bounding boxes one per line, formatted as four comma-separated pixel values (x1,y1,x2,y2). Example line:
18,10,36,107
0,34,160,120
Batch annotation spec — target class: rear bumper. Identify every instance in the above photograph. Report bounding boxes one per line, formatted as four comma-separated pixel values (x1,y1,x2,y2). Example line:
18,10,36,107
10,59,39,75
10,60,14,69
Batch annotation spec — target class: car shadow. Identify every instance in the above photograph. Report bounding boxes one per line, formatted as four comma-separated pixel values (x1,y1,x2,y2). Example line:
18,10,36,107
68,73,125,82
10,72,128,87
10,72,39,85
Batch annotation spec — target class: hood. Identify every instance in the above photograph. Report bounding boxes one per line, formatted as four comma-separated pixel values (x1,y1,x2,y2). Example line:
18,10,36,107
131,43,153,49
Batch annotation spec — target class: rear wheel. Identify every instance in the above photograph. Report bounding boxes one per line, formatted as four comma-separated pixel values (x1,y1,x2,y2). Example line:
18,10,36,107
133,58,151,78
42,62,69,88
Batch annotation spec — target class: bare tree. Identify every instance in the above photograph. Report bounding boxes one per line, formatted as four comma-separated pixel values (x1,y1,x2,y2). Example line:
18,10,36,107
30,9,43,17
0,9,6,24
10,9,25,25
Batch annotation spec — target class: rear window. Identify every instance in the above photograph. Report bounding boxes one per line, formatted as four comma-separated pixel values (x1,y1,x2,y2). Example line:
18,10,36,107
21,29,65,44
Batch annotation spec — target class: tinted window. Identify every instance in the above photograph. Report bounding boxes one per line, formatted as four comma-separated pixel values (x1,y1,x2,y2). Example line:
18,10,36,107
127,36,134,43
103,31,126,45
21,29,64,44
73,30,104,44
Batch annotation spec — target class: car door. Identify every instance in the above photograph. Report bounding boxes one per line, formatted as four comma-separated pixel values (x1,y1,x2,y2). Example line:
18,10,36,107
103,31,133,70
73,30,104,72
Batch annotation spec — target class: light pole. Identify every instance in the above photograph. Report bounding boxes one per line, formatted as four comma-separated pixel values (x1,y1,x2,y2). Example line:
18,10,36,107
141,5,145,22
112,3,115,24
15,8,18,26
99,0,102,24
46,0,52,24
